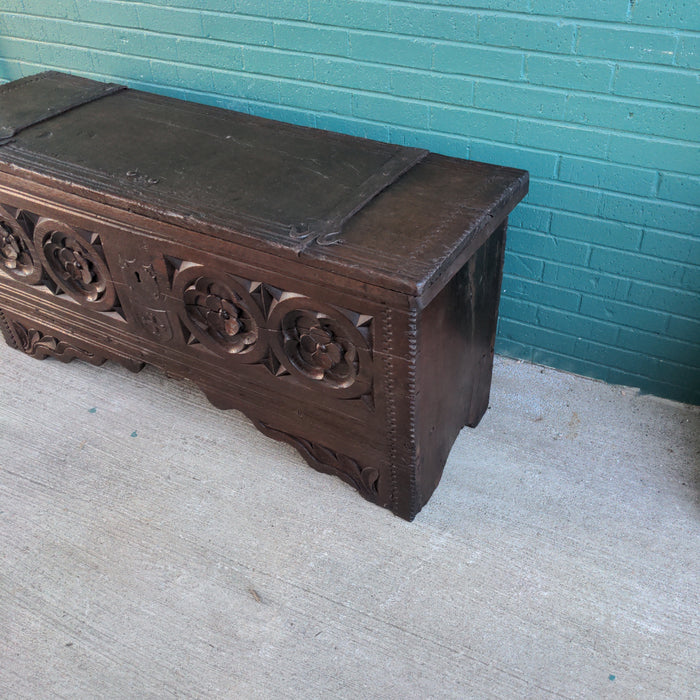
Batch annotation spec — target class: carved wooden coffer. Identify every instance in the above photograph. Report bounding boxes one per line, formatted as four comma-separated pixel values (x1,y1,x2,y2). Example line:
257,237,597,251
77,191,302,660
0,72,527,520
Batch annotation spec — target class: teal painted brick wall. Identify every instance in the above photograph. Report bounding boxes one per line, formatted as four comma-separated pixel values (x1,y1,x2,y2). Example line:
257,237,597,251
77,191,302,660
0,0,698,404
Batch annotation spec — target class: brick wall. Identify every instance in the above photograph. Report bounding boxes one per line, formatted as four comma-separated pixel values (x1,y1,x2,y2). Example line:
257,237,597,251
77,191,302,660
1,0,698,403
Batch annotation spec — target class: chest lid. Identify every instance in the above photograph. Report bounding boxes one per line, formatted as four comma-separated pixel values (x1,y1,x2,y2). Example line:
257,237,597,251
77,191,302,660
0,71,528,302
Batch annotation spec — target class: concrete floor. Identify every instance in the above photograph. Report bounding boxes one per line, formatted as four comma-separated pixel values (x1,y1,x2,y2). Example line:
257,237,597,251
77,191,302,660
0,339,698,699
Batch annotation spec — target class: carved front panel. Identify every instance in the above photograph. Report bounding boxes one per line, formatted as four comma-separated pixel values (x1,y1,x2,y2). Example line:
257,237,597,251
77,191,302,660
0,197,393,511
0,200,377,403
121,250,376,402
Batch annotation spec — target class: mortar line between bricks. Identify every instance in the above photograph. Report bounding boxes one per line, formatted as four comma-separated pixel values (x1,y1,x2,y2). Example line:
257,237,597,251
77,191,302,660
528,177,700,211
499,293,667,336
511,254,697,301
3,16,700,82
120,0,696,34
604,129,613,163
548,211,700,237
3,54,697,170
637,229,649,257
661,311,673,335
496,345,692,394
3,9,699,72
5,35,700,147
509,228,699,267
498,317,699,371
506,255,700,299
499,310,621,341
570,23,579,54
6,32,700,121
391,106,700,150
317,0,695,33
514,114,698,146
450,72,700,113
476,140,667,180
1,62,697,186
4,54,699,178
671,34,681,66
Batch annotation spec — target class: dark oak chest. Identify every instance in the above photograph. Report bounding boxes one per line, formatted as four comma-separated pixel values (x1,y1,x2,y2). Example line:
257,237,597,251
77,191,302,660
0,71,527,520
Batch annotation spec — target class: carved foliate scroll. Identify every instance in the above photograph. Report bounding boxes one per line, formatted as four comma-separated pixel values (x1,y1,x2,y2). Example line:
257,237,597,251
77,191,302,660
254,420,380,502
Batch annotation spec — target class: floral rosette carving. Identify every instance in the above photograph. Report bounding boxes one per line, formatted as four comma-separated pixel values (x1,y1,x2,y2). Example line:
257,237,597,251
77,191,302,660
184,277,258,353
269,296,372,397
34,217,117,311
173,265,267,362
0,204,43,284
283,310,358,386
